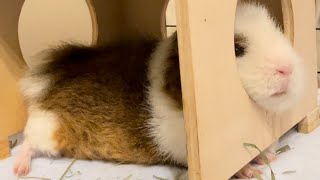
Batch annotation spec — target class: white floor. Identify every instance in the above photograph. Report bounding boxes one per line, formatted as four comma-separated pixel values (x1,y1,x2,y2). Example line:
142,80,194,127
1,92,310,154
1,127,320,180
245,127,320,180
2,91,320,180
0,144,186,180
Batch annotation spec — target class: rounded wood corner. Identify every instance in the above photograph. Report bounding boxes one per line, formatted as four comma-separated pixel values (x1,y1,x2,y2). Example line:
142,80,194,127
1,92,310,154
241,0,294,43
0,40,27,80
0,0,27,80
281,0,294,44
85,0,99,45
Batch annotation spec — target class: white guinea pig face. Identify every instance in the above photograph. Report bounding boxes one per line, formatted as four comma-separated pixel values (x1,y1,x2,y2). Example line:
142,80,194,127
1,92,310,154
234,3,304,112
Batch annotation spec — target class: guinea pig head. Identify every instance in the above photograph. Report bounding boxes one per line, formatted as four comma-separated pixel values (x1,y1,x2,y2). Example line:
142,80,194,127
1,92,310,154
234,3,304,112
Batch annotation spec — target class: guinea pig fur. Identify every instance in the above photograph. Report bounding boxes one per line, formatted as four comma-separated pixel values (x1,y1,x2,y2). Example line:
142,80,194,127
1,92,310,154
235,3,304,113
13,2,304,178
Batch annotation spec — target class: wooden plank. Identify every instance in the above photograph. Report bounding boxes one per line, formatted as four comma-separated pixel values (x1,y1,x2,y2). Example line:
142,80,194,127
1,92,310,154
0,139,10,160
0,0,26,79
0,1,27,159
175,0,202,179
298,107,320,133
293,0,319,134
0,48,27,143
166,0,177,26
175,0,317,179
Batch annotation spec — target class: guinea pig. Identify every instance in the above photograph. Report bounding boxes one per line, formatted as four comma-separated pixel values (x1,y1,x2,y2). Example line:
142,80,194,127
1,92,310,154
233,2,303,179
13,2,303,179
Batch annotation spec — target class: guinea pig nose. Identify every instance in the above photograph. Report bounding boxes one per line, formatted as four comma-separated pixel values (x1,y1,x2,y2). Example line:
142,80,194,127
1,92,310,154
276,64,293,76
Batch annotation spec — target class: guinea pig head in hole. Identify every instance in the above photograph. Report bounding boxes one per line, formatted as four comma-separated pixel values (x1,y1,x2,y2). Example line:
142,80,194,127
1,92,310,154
234,3,304,112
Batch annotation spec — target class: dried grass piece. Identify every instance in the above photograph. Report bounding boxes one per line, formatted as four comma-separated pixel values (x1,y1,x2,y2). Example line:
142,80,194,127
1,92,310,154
58,159,77,180
64,170,81,178
243,143,276,180
276,145,292,155
153,175,169,180
123,174,133,180
282,170,296,175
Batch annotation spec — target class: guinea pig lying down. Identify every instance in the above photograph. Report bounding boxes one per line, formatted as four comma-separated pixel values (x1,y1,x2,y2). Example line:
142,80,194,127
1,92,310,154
14,2,303,179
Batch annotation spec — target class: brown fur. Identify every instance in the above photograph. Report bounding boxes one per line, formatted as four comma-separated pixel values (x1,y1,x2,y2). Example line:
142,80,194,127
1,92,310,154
33,35,184,166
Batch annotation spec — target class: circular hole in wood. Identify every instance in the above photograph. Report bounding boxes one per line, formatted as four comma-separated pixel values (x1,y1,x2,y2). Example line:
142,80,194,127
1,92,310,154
240,0,294,43
89,0,169,44
18,0,94,67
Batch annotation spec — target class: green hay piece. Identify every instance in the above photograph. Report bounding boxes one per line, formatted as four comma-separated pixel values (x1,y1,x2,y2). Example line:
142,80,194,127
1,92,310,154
276,145,292,155
243,143,276,180
123,174,133,180
58,159,77,180
64,170,81,178
153,175,169,180
282,170,296,175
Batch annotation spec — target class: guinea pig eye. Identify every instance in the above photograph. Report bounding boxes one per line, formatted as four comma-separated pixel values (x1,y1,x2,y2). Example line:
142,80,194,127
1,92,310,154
234,43,245,57
234,34,247,58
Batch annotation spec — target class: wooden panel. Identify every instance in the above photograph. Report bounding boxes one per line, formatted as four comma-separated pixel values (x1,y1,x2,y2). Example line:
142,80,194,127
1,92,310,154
0,42,27,148
175,0,317,179
166,0,177,26
293,0,319,131
0,0,26,79
91,0,168,44
0,139,10,159
0,0,26,150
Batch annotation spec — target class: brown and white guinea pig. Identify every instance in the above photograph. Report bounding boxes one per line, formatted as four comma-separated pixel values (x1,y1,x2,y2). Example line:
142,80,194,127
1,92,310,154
13,2,303,179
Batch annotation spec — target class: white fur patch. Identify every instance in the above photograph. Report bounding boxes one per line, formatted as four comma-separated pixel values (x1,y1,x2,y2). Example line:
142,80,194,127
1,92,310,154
147,35,187,165
23,104,60,156
18,74,51,101
18,51,53,102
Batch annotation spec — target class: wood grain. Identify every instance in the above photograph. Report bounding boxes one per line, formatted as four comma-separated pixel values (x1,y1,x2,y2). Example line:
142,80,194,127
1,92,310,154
0,139,10,160
175,0,317,179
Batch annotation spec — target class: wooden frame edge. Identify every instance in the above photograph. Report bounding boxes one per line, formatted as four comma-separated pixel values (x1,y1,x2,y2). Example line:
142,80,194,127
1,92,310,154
298,107,320,133
281,0,295,44
0,138,10,160
175,0,201,179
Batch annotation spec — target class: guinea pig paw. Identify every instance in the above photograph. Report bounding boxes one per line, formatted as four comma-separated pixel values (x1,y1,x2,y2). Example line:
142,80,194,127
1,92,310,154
252,151,277,165
234,164,262,179
13,155,32,177
13,142,34,177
